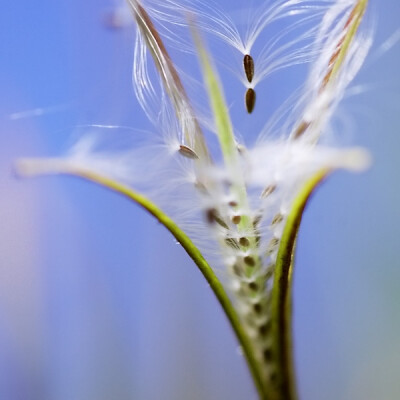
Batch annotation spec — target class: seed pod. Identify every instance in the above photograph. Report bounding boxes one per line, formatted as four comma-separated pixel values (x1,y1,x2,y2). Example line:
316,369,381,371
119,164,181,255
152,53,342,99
245,88,256,113
243,54,254,83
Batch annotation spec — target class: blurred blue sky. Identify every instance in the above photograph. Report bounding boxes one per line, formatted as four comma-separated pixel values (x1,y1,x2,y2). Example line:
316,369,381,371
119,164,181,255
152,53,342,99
0,1,399,399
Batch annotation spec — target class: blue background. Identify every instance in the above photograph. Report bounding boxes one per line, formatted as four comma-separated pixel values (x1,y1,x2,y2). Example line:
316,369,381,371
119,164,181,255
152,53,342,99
0,1,399,399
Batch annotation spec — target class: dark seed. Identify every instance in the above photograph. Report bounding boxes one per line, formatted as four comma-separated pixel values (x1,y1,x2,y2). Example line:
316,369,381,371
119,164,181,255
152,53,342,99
271,213,284,225
239,237,250,247
178,144,198,159
253,303,263,314
205,209,228,229
232,215,242,225
259,322,271,336
248,281,259,291
244,255,256,267
232,264,242,277
245,88,256,113
225,237,239,249
293,120,310,139
243,54,254,83
253,215,262,227
263,348,273,362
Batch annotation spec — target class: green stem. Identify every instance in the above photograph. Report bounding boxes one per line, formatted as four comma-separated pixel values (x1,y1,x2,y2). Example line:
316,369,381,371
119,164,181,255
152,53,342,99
54,168,268,399
270,170,329,400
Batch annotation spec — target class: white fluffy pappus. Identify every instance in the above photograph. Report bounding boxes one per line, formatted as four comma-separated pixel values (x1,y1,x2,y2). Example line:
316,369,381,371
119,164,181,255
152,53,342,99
18,0,373,372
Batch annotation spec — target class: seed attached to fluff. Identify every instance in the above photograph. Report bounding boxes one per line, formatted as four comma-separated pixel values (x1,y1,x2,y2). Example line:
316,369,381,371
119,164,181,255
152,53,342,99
293,120,311,139
244,255,256,267
232,263,242,277
253,302,263,314
243,54,254,83
266,237,280,255
178,144,199,159
271,213,284,225
248,281,259,291
261,184,276,199
239,237,250,247
225,237,239,249
245,88,256,113
232,215,242,225
206,208,229,229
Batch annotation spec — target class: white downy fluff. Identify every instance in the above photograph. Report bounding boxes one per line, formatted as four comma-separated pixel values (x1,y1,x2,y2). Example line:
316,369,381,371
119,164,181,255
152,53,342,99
18,0,372,373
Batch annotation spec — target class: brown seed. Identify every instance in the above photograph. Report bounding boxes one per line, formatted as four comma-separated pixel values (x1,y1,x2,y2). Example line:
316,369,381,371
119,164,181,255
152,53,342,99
232,215,242,225
261,184,276,199
243,54,254,83
248,281,259,291
293,120,310,139
245,88,256,113
244,255,256,267
232,263,242,277
239,237,250,247
205,209,228,229
253,214,262,227
253,302,263,314
178,144,198,159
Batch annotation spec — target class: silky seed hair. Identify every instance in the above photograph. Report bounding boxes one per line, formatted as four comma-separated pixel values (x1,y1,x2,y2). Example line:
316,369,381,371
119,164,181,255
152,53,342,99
18,0,373,379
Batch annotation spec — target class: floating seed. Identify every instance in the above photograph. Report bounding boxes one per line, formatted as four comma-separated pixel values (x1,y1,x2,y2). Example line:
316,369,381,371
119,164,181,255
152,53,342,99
243,54,254,83
239,237,250,247
232,215,242,225
293,120,310,139
244,255,256,267
228,200,238,207
245,88,256,113
178,144,199,159
261,184,276,199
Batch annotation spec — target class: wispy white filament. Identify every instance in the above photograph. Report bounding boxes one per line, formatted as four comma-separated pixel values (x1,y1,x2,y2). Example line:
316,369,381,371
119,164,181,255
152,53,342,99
18,0,372,368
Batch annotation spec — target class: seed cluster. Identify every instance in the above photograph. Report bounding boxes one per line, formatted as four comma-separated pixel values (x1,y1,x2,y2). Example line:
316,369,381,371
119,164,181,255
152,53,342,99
243,54,256,114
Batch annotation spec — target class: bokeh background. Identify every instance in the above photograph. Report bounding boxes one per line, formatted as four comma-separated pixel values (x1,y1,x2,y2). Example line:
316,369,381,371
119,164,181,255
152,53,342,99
0,1,399,399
